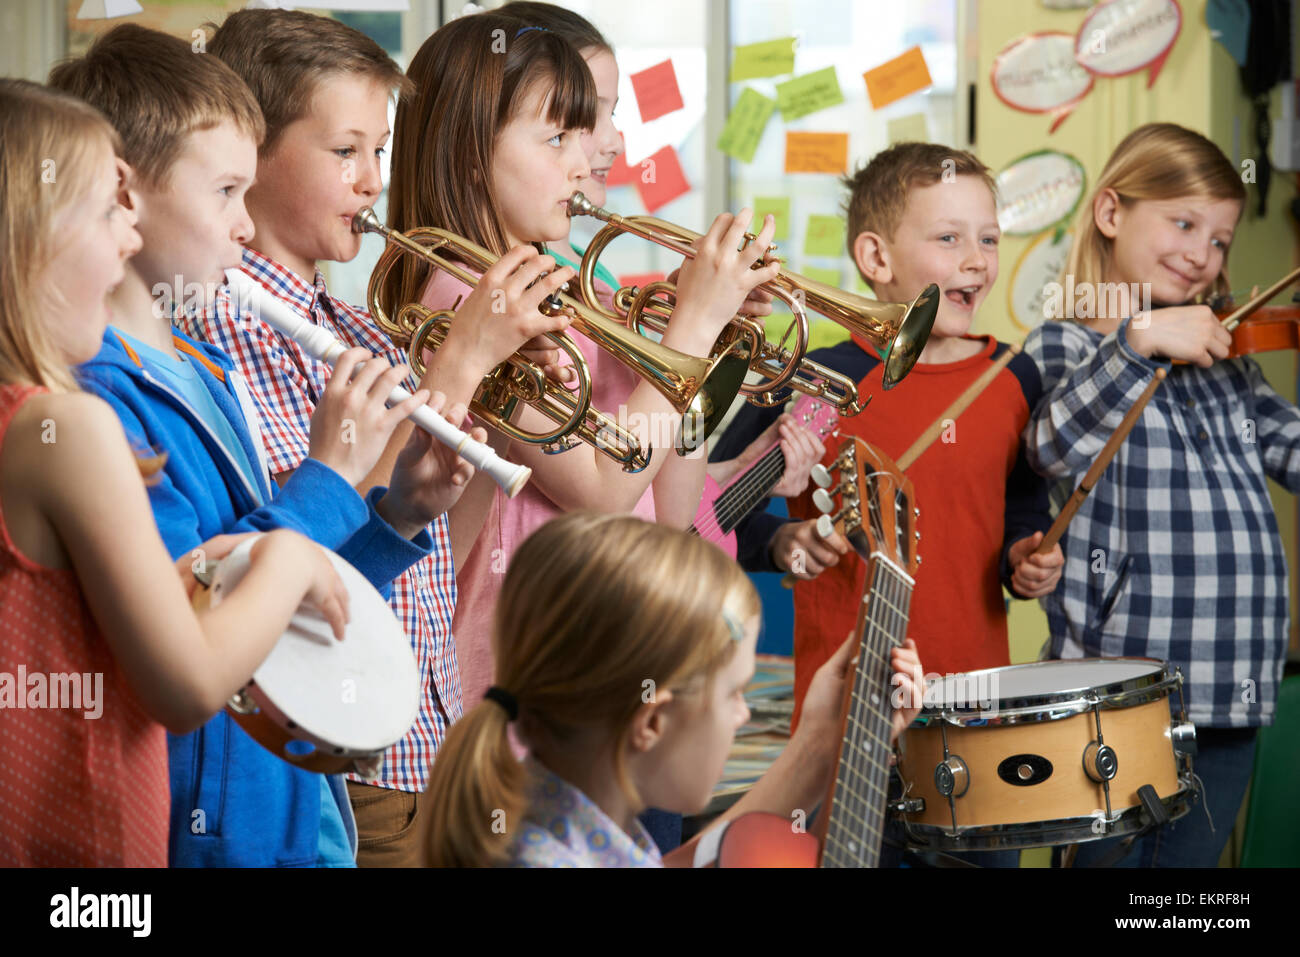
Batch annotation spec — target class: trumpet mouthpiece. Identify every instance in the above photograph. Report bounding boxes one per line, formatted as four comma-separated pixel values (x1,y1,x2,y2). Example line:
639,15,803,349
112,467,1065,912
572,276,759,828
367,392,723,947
352,206,384,236
566,192,595,218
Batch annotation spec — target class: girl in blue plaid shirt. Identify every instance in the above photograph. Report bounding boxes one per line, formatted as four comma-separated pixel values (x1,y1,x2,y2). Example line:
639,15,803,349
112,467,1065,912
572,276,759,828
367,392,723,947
1023,123,1294,867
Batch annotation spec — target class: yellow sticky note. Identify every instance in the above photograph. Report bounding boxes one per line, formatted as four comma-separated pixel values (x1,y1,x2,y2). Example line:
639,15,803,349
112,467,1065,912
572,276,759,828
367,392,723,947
802,265,841,289
804,215,846,257
886,112,930,144
752,196,790,241
730,37,797,82
717,88,776,164
775,66,844,121
863,46,933,110
784,132,849,174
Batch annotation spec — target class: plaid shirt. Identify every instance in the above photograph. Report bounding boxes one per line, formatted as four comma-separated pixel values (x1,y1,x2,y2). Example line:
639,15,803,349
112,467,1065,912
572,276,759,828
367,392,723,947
1022,318,1296,729
179,247,462,791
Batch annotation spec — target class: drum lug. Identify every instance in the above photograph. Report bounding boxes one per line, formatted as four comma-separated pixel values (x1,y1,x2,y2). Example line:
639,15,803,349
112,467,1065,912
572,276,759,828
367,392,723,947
934,755,969,798
1082,741,1118,783
1171,722,1198,757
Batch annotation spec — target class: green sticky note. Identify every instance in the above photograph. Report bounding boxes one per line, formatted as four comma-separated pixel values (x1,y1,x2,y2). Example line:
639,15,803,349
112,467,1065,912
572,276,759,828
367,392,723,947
804,214,846,257
802,265,841,289
717,88,776,164
886,111,930,144
730,37,797,82
752,196,790,241
775,67,844,122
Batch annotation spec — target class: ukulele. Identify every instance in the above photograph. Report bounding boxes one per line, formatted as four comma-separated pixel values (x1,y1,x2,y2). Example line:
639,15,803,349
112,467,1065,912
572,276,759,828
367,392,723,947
699,436,920,867
691,396,839,558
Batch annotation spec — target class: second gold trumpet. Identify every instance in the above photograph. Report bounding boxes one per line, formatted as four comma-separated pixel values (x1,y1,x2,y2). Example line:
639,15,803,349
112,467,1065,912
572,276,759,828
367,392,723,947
567,191,938,415
355,208,751,471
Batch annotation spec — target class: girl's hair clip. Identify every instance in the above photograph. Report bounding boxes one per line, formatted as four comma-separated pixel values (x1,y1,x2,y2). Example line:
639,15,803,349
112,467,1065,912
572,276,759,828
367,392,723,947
515,25,549,38
722,608,744,643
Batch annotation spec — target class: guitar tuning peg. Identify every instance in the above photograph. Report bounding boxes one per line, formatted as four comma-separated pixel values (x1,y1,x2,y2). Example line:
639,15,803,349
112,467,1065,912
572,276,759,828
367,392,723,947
810,464,832,488
914,506,921,518
815,514,834,539
812,488,834,514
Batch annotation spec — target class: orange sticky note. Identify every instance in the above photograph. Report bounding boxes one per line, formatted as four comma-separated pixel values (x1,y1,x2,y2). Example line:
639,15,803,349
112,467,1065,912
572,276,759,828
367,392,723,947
634,144,691,213
630,59,685,123
784,132,849,174
863,46,933,110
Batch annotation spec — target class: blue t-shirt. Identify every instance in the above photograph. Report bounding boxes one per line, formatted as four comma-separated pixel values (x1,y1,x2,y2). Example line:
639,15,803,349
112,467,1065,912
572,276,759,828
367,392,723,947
316,778,354,867
115,329,264,506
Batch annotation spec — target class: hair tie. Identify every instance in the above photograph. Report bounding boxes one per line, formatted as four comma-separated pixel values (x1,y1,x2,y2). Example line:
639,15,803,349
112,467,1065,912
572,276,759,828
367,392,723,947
515,26,549,38
484,686,518,721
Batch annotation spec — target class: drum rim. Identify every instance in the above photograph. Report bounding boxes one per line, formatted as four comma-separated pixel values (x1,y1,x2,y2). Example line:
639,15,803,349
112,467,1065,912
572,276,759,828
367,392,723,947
898,774,1200,852
914,657,1180,726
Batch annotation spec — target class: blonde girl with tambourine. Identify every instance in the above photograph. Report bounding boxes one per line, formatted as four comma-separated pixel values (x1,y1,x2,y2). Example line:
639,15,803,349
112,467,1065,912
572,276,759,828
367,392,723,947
0,79,350,867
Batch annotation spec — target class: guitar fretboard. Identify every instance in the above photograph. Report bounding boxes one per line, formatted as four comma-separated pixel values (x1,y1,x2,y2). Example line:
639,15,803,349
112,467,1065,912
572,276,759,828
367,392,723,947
690,445,787,539
821,555,913,869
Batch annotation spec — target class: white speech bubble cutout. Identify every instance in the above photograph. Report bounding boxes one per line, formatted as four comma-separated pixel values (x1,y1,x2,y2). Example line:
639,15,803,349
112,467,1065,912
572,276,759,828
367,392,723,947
991,32,1095,133
996,150,1087,236
1008,229,1074,332
1075,0,1183,89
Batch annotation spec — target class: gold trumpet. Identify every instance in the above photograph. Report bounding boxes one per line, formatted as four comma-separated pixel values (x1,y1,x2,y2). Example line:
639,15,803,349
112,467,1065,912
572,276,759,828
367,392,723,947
567,192,939,415
354,208,750,470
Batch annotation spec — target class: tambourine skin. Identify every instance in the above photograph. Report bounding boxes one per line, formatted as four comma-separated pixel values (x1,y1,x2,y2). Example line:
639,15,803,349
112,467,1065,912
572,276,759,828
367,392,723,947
193,537,419,775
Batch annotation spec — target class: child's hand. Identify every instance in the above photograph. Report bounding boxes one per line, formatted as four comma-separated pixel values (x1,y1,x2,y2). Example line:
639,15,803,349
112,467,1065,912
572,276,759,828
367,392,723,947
175,532,259,600
771,518,849,579
769,418,826,498
795,632,856,769
1006,531,1064,598
889,638,925,746
1126,304,1231,367
438,246,575,378
669,209,781,345
376,395,491,536
250,530,350,641
665,266,776,320
309,347,430,486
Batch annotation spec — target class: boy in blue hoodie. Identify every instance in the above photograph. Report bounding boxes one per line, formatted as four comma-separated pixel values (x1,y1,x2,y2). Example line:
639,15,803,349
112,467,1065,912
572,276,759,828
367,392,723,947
48,25,547,866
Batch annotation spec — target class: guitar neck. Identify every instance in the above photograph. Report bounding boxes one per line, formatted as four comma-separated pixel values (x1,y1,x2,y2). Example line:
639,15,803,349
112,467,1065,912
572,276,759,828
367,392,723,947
692,444,787,538
819,555,914,869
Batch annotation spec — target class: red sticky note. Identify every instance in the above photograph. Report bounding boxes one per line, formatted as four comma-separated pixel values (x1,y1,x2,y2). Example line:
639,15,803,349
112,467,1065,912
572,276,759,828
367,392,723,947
618,272,668,291
605,132,636,186
630,59,685,123
634,144,690,213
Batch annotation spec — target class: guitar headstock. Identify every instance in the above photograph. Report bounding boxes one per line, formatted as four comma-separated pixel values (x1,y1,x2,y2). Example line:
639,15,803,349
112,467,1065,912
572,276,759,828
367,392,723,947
787,394,840,443
811,436,919,576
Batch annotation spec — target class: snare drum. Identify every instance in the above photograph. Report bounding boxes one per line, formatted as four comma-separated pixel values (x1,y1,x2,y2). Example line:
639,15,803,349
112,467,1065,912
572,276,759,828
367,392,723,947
896,658,1198,851
195,538,420,775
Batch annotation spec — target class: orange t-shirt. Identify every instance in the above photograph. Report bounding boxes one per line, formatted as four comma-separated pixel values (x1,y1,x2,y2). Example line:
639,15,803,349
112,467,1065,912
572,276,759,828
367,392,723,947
787,336,1044,726
0,384,169,866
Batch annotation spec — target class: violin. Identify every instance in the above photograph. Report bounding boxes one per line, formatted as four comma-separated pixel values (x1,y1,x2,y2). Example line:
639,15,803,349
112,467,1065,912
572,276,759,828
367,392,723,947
1225,305,1300,358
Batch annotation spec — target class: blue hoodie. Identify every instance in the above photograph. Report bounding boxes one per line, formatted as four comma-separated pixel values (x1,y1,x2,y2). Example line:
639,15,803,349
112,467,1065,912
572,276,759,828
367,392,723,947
78,327,433,867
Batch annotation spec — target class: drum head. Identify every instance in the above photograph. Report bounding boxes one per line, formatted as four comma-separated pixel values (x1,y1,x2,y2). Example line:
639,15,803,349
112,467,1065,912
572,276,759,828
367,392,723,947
209,538,419,757
922,658,1171,718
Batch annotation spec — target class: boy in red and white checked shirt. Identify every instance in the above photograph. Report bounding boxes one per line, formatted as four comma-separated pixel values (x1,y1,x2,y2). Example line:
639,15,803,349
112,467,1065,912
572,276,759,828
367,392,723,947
181,9,574,865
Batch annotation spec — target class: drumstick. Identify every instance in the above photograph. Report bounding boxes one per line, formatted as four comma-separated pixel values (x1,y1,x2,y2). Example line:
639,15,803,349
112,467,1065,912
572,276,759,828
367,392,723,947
225,269,532,498
896,343,1021,470
1035,367,1167,554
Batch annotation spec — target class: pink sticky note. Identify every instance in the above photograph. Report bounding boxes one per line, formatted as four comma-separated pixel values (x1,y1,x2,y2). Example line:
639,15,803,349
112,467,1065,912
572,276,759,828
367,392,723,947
634,144,690,213
630,59,685,123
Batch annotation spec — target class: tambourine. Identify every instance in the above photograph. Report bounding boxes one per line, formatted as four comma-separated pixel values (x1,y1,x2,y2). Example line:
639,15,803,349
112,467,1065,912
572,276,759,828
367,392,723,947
193,537,419,775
